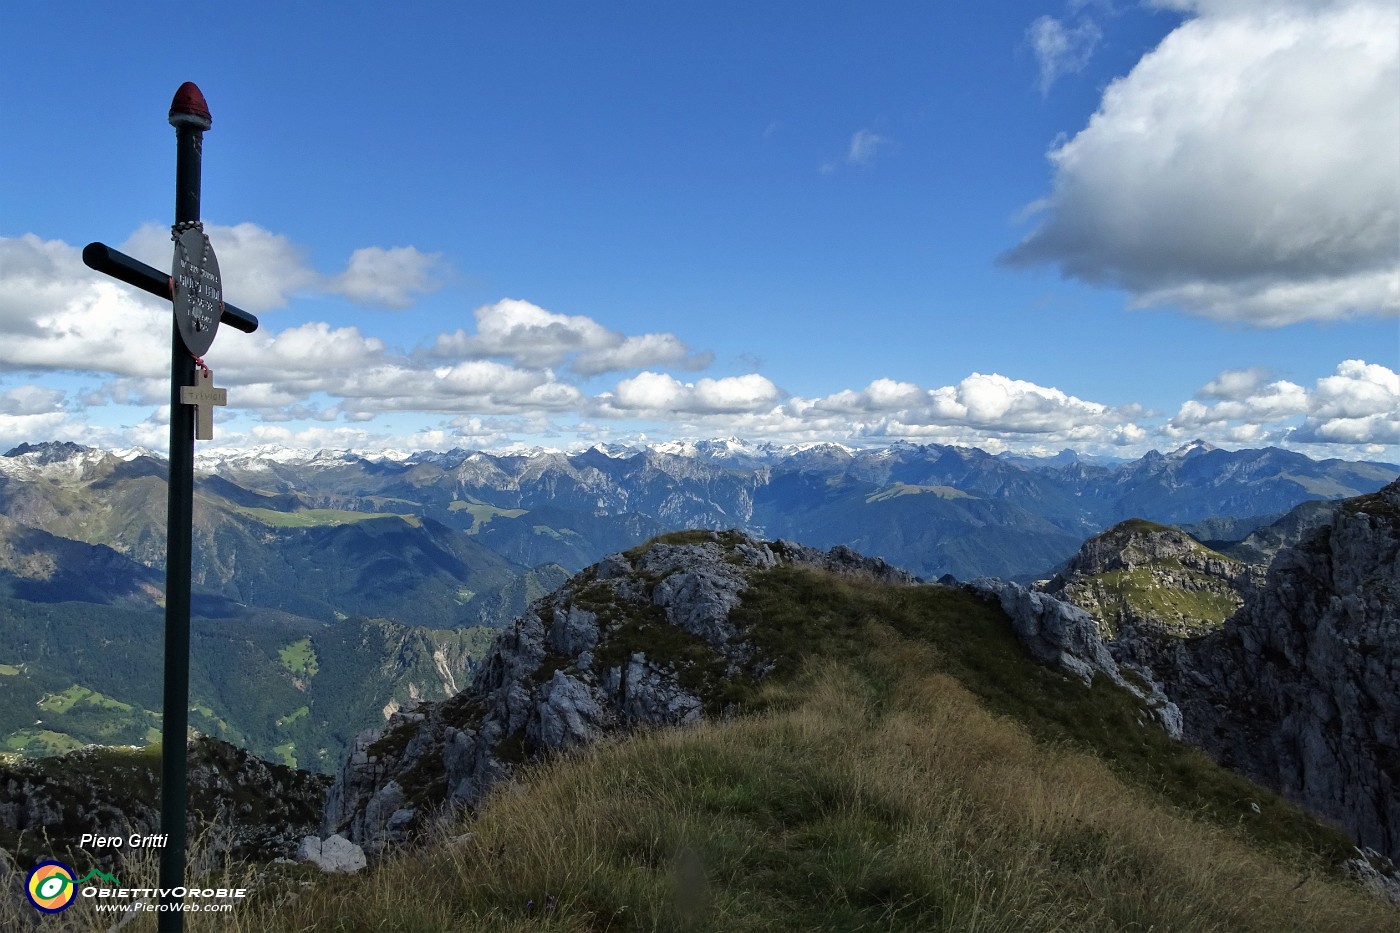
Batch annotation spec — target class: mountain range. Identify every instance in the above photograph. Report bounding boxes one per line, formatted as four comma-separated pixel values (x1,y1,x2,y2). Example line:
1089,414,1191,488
88,436,1400,581
0,437,1392,774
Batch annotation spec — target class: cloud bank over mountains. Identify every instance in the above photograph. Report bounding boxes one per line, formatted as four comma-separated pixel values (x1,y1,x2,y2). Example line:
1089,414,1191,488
1,0,1394,461
1007,0,1399,325
0,228,1394,459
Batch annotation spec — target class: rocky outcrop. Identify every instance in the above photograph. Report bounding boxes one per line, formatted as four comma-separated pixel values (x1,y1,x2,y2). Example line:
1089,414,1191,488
972,578,1183,738
322,531,918,855
1035,482,1400,861
0,737,330,869
1041,519,1264,637
1161,481,1400,859
296,833,366,873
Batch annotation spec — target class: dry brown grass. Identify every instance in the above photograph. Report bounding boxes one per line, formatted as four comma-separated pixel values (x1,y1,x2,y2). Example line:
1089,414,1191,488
132,627,1395,932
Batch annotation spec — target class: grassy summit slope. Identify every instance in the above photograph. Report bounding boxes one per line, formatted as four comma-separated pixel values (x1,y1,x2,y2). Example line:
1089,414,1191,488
228,558,1391,932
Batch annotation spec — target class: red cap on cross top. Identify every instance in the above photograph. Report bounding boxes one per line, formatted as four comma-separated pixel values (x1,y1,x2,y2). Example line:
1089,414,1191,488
169,82,212,129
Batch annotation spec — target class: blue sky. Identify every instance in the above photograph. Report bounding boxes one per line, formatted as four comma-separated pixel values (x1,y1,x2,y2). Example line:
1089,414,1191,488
2,1,1396,459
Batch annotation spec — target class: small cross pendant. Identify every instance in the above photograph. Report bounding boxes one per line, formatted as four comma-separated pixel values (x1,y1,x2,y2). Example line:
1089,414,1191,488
180,368,227,441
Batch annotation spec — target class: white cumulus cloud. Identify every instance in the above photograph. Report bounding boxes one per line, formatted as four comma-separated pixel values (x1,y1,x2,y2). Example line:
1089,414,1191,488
1171,359,1399,447
1005,0,1400,324
0,385,65,416
330,246,445,310
120,222,320,314
0,234,169,378
605,372,782,415
811,372,1129,436
432,299,710,375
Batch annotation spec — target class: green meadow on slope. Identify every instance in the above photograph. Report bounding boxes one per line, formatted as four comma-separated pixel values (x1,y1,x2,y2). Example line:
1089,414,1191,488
0,598,499,770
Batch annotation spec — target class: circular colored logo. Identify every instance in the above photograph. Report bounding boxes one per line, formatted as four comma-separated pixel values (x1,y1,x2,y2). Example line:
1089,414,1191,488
26,861,76,913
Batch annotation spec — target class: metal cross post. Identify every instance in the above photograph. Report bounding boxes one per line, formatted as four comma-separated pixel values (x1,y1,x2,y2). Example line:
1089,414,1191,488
82,82,258,932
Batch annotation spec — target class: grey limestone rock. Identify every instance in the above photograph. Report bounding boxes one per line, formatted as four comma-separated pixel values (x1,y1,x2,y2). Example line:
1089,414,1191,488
296,833,367,874
648,559,748,648
544,604,600,657
972,577,1184,738
1345,848,1400,907
321,530,920,856
1161,481,1400,859
535,671,609,749
1039,481,1400,861
610,653,705,725
975,578,1116,683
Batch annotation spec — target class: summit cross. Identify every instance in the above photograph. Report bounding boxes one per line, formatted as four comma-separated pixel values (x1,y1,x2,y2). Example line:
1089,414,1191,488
81,82,259,933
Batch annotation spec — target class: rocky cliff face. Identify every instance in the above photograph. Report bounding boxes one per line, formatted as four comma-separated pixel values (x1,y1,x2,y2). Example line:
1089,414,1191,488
1220,498,1343,567
0,737,329,869
322,531,917,855
1161,481,1400,859
1037,481,1400,860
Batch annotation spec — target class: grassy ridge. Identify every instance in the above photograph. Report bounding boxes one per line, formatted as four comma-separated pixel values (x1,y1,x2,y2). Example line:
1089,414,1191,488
9,566,1390,931
32,639,1391,931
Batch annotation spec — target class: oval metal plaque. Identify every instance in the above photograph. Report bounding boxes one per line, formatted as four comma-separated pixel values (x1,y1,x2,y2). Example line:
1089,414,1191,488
171,228,222,356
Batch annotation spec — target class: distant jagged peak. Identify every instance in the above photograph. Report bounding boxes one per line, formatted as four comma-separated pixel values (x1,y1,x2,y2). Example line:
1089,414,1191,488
649,436,763,460
489,442,559,460
193,445,318,467
4,440,94,461
644,438,739,464
0,441,119,480
694,435,759,457
646,438,701,458
110,446,163,462
1168,438,1219,459
781,440,857,459
579,442,641,460
1014,447,1080,464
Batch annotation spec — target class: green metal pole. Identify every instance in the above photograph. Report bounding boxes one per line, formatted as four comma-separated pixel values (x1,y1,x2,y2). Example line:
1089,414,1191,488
159,82,209,933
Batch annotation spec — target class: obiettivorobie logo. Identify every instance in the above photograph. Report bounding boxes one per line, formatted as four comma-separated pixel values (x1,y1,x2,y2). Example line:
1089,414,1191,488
22,856,249,915
25,861,120,913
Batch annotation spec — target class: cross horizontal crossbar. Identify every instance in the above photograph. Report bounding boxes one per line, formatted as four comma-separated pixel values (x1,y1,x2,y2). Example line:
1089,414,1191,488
82,242,259,333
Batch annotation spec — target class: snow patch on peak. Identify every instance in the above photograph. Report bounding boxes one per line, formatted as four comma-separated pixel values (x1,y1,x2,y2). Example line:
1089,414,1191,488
193,445,346,470
650,439,699,458
111,446,164,463
0,442,112,481
1169,439,1218,459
